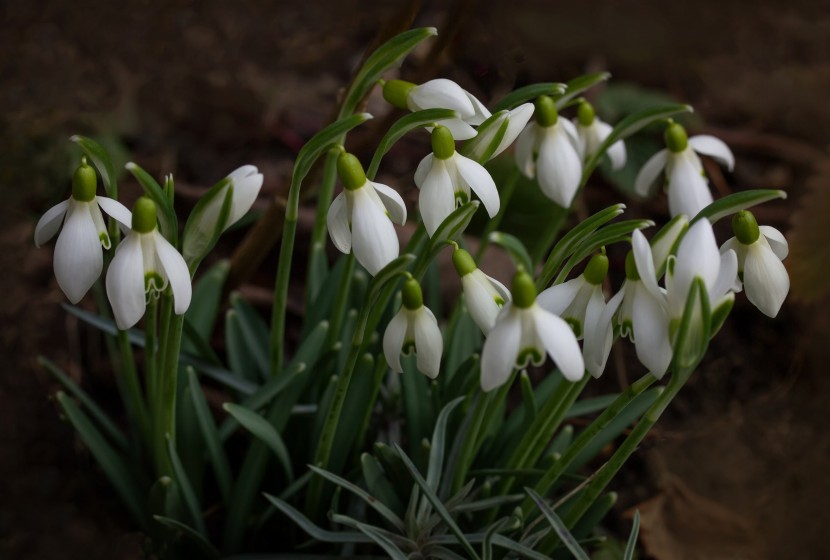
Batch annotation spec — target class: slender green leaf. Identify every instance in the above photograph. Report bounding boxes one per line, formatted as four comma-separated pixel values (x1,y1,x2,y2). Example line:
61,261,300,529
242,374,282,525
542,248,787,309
488,231,532,272
187,368,232,502
624,510,641,560
492,82,566,113
672,277,711,371
182,178,234,269
263,494,372,543
365,254,416,305
526,488,590,560
556,72,612,109
166,435,207,536
566,394,620,419
570,491,617,540
153,516,220,559
183,260,229,353
460,112,509,163
361,453,405,516
427,201,480,257
353,522,409,560
224,403,294,481
69,135,117,197
426,397,465,492
693,189,787,225
125,162,178,244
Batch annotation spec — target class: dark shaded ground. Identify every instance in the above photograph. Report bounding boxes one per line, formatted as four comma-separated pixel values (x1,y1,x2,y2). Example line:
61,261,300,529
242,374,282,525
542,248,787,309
2,0,828,558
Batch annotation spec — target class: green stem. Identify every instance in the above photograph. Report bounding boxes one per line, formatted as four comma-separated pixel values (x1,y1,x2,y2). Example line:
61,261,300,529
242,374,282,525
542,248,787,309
326,253,356,348
155,313,184,478
117,330,149,447
269,211,298,377
156,295,173,373
451,392,490,493
306,148,342,309
475,167,520,262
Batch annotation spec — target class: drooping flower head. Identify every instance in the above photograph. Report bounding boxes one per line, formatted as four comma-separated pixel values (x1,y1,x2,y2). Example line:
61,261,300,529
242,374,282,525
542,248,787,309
106,197,192,330
35,157,131,303
451,247,510,335
327,152,406,276
383,276,443,379
573,100,626,170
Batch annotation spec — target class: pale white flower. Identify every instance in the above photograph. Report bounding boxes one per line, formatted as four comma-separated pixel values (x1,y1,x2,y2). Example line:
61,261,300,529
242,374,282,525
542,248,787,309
573,101,626,170
34,160,131,303
383,278,443,379
464,103,535,162
405,78,491,140
106,197,192,330
452,247,510,335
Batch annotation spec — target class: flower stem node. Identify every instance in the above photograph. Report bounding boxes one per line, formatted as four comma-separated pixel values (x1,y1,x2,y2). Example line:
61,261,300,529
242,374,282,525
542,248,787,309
583,253,609,285
401,277,423,310
337,152,367,191
732,210,760,245
577,100,596,127
71,157,97,202
452,247,477,277
534,95,558,128
431,126,456,160
382,79,415,111
664,122,688,153
132,197,158,233
511,270,537,309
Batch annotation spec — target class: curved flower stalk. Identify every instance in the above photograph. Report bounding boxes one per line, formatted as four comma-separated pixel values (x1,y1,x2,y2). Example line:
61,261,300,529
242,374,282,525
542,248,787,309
383,78,490,140
106,197,192,330
383,277,443,379
452,247,510,334
463,103,535,163
327,152,406,276
538,252,622,378
635,122,734,218
414,126,499,236
35,158,132,303
515,95,582,208
573,100,626,170
721,210,789,318
481,269,584,391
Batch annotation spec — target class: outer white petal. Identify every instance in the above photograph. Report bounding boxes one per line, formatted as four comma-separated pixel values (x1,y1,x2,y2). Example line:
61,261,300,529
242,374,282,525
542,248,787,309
537,277,582,316
34,199,69,247
153,231,192,315
669,219,720,318
531,305,585,382
327,192,351,253
414,154,434,189
632,285,673,378
54,201,103,304
419,160,456,236
650,215,689,275
480,306,522,392
634,149,668,197
227,167,264,225
515,124,539,178
490,103,534,159
631,230,662,300
88,203,110,249
688,135,735,171
711,249,738,301
536,127,582,208
383,308,409,373
434,118,478,141
463,90,492,125
370,181,407,225
413,307,443,379
584,286,620,378
454,154,499,217
744,241,789,318
462,270,503,335
558,119,580,152
759,226,789,260
486,274,511,303
408,79,476,117
597,121,627,170
95,196,132,231
666,150,713,218
106,234,146,329
351,187,399,275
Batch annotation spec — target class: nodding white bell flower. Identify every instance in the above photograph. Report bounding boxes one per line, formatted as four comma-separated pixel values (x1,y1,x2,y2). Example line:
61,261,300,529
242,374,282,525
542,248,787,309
451,247,510,335
515,95,583,208
634,122,734,218
34,158,132,304
573,100,626,170
481,270,585,392
537,252,621,378
463,103,535,163
414,126,499,236
182,165,263,264
327,152,406,276
383,277,443,379
720,210,789,318
106,197,192,330
383,78,491,140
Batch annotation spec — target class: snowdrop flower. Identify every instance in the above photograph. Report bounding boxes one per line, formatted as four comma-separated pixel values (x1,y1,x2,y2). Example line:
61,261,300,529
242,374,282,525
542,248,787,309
481,269,584,392
106,197,192,330
414,126,499,236
182,165,264,265
721,210,789,318
451,247,510,334
573,100,626,170
34,158,131,303
463,103,535,163
327,152,406,276
635,122,734,218
538,252,622,378
383,277,443,379
383,78,490,140
515,95,582,208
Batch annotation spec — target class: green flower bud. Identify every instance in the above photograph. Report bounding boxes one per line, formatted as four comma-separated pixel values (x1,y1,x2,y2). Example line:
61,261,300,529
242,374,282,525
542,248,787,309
732,210,760,245
452,247,477,277
71,157,97,202
664,122,688,153
401,277,423,310
511,269,536,308
583,252,609,285
577,100,595,126
534,95,558,127
382,79,415,110
337,152,367,191
625,250,640,281
132,197,158,233
431,125,456,160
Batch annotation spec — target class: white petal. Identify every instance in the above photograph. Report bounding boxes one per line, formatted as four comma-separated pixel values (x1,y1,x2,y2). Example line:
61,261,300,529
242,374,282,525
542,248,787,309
454,154,499,217
383,308,409,373
669,219,720,318
419,160,456,236
631,230,662,300
558,118,580,152
370,181,407,225
759,226,789,260
351,187,399,275
744,241,789,318
54,201,103,303
88,203,110,249
598,122,627,171
486,274,511,303
632,286,673,379
327,192,351,254
531,305,585,382
634,149,668,197
462,270,503,335
153,231,192,315
650,215,689,276
464,90,492,124
95,196,132,231
515,124,538,178
408,79,476,117
34,199,69,247
666,150,713,218
536,127,582,208
537,277,582,316
688,135,735,171
584,286,617,378
228,168,263,225
413,307,443,378
434,118,478,141
492,103,534,159
480,306,522,392
414,154,434,190
106,234,146,329
711,249,738,301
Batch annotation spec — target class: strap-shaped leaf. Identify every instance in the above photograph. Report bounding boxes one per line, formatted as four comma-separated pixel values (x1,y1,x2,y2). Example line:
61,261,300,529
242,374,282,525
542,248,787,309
565,394,619,419
186,368,232,502
125,162,179,244
492,82,567,113
152,516,220,559
556,72,611,109
184,259,229,346
526,488,590,560
692,188,787,225
624,510,641,560
426,397,465,492
263,493,372,543
365,254,416,305
166,434,207,536
353,521,410,560
361,453,405,516
224,403,294,481
70,135,118,197
488,231,533,273
460,112,510,163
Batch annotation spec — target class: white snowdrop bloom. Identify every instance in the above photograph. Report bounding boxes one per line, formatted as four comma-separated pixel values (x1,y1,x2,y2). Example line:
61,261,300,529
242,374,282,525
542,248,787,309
481,270,584,392
182,165,264,264
452,247,510,335
515,95,583,208
383,78,491,140
464,103,535,163
34,158,132,304
414,126,499,236
383,277,443,379
106,197,192,330
327,152,406,276
573,100,626,170
635,122,735,218
720,210,789,318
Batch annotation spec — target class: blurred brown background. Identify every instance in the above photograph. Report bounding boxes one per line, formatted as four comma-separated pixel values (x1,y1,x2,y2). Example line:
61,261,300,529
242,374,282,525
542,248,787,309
2,0,829,558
